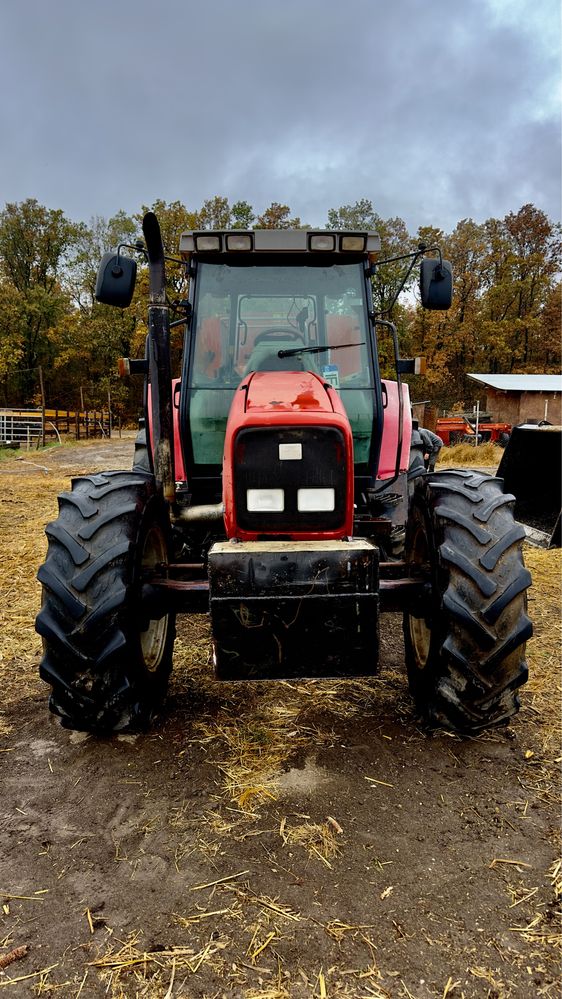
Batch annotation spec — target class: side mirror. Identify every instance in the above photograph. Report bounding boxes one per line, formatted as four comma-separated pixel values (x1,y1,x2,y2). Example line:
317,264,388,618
420,258,453,310
95,252,137,307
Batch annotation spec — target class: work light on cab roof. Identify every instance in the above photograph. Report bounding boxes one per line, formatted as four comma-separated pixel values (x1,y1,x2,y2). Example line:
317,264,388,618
179,229,381,259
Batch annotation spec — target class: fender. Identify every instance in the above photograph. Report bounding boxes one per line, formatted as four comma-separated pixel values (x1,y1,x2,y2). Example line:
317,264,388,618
378,379,412,479
145,379,187,482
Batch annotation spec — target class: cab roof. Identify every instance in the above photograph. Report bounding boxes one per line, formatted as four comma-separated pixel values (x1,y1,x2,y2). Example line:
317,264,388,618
179,229,381,259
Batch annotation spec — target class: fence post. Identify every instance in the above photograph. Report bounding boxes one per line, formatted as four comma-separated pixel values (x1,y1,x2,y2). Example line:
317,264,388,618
38,366,46,448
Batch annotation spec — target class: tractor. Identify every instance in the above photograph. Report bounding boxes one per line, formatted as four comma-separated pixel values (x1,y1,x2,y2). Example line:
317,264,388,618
35,213,532,734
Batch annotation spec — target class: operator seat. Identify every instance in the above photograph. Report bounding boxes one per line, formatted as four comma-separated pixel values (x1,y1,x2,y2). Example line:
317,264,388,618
243,332,318,376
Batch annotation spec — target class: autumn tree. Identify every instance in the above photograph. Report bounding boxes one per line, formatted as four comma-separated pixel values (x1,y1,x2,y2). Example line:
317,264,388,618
0,194,558,420
480,204,562,371
256,202,301,229
406,204,561,408
198,195,232,230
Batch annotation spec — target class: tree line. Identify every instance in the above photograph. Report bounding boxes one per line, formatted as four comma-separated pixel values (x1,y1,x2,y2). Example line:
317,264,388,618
0,196,559,419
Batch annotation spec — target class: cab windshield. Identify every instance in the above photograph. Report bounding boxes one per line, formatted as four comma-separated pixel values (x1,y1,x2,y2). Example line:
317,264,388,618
186,260,376,466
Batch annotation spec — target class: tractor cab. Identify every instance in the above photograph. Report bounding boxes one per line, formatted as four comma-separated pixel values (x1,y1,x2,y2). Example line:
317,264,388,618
178,230,383,504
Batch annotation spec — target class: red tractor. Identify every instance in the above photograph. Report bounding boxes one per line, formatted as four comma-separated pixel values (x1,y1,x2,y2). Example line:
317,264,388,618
36,214,531,734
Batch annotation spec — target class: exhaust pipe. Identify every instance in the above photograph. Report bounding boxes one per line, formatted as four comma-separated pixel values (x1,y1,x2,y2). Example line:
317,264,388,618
143,212,175,504
172,503,225,523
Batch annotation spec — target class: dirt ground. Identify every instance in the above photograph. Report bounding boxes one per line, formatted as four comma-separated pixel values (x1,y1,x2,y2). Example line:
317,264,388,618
0,438,560,998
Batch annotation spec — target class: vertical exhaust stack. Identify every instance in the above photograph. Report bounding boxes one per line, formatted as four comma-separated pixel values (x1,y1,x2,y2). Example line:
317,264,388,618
142,212,175,503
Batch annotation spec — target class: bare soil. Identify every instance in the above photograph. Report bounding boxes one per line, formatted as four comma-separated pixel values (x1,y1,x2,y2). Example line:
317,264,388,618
0,439,560,998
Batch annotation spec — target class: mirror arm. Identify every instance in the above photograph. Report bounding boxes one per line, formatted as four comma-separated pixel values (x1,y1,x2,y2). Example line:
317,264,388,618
116,241,187,270
371,250,424,318
370,242,447,316
419,243,444,276
117,241,147,261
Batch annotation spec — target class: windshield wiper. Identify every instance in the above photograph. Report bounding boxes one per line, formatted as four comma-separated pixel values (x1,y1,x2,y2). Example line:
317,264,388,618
278,341,365,359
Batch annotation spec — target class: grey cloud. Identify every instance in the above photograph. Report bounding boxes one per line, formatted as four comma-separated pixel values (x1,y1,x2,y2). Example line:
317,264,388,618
0,0,559,233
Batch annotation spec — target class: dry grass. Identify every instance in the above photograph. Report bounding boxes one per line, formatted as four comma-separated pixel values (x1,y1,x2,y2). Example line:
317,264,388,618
0,473,66,714
280,818,343,868
437,441,500,467
0,454,561,997
87,930,230,996
522,546,562,762
176,649,411,813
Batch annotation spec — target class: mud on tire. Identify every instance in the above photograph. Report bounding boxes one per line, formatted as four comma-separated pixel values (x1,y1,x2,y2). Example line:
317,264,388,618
36,471,175,731
403,470,532,734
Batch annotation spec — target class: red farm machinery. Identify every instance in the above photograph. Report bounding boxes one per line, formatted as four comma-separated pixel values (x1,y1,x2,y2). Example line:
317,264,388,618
436,415,512,447
36,214,532,734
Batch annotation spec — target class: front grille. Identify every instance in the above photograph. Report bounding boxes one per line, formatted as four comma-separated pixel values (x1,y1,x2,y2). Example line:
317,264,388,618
234,425,347,531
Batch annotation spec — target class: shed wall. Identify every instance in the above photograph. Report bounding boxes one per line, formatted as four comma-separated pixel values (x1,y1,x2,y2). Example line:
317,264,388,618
520,391,561,424
484,389,561,425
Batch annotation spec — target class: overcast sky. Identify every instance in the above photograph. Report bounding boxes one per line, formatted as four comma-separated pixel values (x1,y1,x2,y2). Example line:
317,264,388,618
0,0,559,235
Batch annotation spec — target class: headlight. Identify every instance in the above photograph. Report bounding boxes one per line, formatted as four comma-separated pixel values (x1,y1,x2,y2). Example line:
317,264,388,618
226,233,253,251
297,488,335,512
246,488,284,512
195,235,222,251
308,233,336,251
340,234,367,251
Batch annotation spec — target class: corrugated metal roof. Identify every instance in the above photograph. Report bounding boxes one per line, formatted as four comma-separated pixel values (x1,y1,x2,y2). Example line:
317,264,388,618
468,373,562,393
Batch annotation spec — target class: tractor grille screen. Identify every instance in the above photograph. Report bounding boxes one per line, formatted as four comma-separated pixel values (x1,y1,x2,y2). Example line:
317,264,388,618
234,426,347,531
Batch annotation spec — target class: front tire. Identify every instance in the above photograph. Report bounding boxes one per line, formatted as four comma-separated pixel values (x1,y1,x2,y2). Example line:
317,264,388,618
36,471,176,731
403,470,531,733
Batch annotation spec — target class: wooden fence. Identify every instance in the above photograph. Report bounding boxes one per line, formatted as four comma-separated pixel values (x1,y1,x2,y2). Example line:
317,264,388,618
0,408,112,447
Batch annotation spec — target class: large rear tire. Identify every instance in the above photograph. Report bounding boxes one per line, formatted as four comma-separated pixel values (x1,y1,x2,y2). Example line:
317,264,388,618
36,471,175,731
403,470,531,733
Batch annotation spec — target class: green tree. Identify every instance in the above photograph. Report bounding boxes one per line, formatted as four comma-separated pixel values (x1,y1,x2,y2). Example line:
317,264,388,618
326,198,378,230
137,199,198,296
231,200,255,229
69,210,137,309
0,199,81,401
327,199,415,318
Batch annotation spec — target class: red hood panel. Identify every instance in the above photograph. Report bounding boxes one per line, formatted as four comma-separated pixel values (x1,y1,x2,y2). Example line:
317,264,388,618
244,371,334,414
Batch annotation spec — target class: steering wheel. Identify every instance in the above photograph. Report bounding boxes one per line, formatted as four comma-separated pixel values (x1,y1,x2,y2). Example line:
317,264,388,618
253,328,304,345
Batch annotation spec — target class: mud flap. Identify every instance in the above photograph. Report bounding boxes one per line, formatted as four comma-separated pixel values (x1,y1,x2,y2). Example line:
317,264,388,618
208,540,379,680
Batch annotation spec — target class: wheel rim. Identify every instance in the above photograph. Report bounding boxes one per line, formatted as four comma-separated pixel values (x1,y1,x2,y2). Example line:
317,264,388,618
140,525,169,672
408,521,431,669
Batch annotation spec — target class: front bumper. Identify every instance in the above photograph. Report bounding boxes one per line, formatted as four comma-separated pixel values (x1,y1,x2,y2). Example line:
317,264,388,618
208,539,379,680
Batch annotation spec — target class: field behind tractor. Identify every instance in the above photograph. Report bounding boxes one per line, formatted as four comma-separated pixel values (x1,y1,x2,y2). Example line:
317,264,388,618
0,438,560,999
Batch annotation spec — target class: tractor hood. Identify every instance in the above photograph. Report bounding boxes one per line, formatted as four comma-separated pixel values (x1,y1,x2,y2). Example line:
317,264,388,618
222,369,355,541
243,370,336,415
